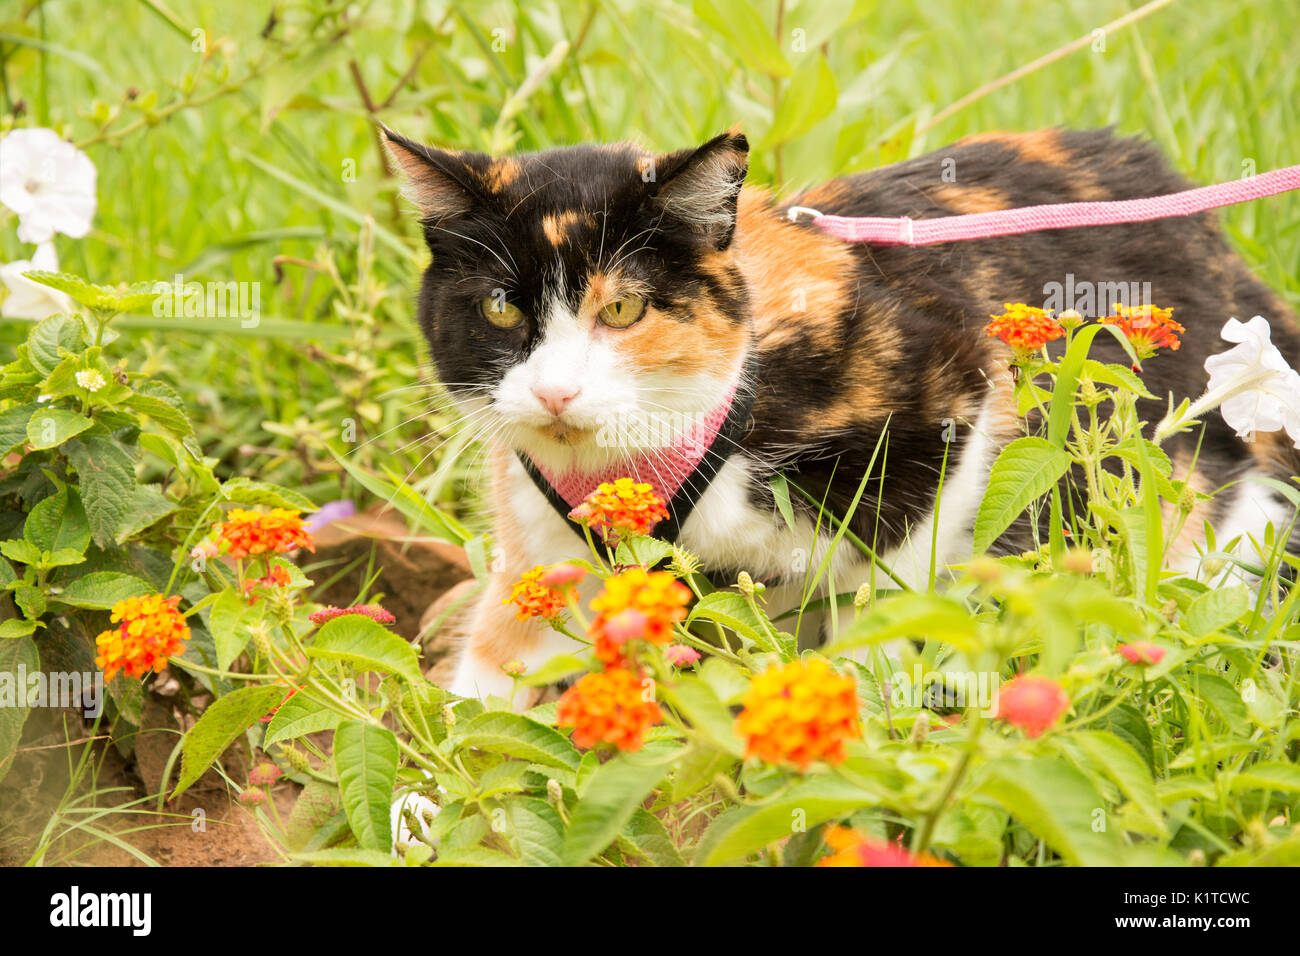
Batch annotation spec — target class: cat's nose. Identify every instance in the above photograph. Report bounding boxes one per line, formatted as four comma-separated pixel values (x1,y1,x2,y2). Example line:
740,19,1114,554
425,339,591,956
532,383,581,416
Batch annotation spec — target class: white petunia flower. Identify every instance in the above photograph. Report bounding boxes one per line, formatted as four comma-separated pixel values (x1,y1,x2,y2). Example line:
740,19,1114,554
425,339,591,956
390,791,440,857
0,241,73,319
0,127,98,243
1203,316,1300,447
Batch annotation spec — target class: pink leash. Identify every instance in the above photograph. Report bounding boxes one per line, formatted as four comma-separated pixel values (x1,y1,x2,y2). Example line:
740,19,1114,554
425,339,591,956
789,164,1300,245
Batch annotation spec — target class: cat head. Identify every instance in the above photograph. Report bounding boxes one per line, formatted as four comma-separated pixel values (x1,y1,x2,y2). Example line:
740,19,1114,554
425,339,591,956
383,127,752,474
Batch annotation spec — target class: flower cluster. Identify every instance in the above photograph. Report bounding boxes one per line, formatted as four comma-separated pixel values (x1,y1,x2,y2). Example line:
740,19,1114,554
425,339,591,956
734,658,862,770
1101,304,1184,358
94,593,190,682
556,668,662,752
984,303,1066,352
995,674,1070,737
249,762,283,786
816,827,949,867
568,478,669,541
75,369,106,392
1117,641,1166,667
588,567,692,666
503,565,571,621
241,563,292,601
214,508,315,559
308,603,396,626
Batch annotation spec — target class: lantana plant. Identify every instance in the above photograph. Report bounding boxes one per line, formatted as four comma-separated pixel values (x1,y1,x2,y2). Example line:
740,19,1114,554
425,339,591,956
14,287,1298,867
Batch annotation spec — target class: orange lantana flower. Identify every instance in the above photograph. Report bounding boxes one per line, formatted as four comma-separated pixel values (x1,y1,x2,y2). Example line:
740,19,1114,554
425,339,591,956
816,827,951,867
984,303,1066,353
735,658,861,770
994,674,1070,737
568,477,669,541
556,667,662,752
94,593,191,682
504,565,570,621
214,508,315,559
589,566,692,666
1100,304,1183,358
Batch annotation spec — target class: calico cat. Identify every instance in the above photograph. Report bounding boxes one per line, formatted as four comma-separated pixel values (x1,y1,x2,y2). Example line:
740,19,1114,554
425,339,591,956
381,125,1300,705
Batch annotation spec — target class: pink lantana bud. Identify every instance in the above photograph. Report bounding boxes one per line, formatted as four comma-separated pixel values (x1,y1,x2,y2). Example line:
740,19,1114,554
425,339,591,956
603,608,648,645
1117,642,1166,667
665,644,701,667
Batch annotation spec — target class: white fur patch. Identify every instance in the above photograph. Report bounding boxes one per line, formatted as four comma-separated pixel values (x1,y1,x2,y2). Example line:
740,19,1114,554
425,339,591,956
1170,472,1291,581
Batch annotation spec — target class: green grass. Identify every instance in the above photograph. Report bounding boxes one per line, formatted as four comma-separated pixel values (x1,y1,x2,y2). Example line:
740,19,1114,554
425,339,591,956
1,0,1298,507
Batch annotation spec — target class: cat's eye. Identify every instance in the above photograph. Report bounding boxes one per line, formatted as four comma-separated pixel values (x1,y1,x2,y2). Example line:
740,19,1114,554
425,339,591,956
598,296,647,329
479,296,525,329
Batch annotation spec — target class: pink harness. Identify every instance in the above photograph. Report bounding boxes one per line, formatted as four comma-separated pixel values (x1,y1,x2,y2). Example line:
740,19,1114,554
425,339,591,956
788,163,1300,245
528,378,741,511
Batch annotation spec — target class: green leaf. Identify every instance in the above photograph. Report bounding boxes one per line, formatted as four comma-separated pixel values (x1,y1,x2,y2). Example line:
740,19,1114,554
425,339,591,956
688,592,786,656
329,447,468,545
764,53,838,147
1068,730,1167,837
24,486,91,554
1228,761,1300,796
694,776,877,865
0,619,38,639
693,0,790,77
64,436,137,547
26,313,84,376
56,572,152,609
1184,586,1251,637
507,796,565,866
292,848,401,867
0,636,39,784
973,437,1071,554
0,539,42,566
334,720,399,852
768,473,798,532
519,653,589,687
619,808,685,867
206,588,257,673
23,271,162,314
561,754,665,866
664,677,744,756
0,403,39,456
826,592,976,654
115,484,178,543
13,585,45,620
264,690,341,749
1195,673,1250,735
1081,359,1156,399
456,712,581,771
305,615,422,683
172,684,285,798
122,392,195,439
979,757,1121,866
221,477,316,512
25,408,93,449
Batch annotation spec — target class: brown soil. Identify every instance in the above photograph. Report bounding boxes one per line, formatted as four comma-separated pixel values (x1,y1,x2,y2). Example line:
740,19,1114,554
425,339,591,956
0,507,473,867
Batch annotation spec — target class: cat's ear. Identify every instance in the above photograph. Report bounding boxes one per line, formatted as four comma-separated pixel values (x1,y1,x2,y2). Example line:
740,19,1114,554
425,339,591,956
381,126,482,221
645,130,749,250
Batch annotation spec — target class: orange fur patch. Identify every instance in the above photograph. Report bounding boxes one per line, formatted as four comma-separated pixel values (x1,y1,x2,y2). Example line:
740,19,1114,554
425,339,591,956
736,187,858,353
482,157,523,193
541,210,592,246
931,183,1011,214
